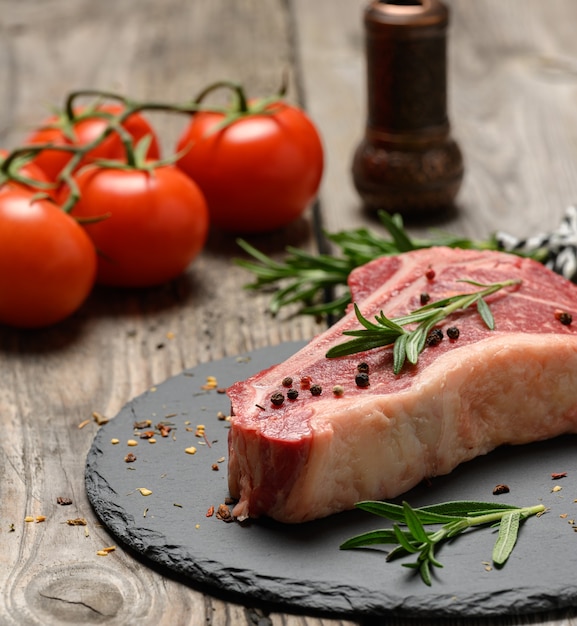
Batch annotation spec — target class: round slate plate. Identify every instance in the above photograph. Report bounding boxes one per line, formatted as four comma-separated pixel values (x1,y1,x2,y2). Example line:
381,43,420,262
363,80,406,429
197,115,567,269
86,341,577,619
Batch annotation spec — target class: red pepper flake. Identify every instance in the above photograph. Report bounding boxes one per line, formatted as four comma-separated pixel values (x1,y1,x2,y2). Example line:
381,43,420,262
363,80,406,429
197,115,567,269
425,267,436,281
300,376,312,390
211,464,219,471
124,453,137,463
492,484,510,495
555,309,573,325
139,430,156,439
206,505,215,517
551,472,568,480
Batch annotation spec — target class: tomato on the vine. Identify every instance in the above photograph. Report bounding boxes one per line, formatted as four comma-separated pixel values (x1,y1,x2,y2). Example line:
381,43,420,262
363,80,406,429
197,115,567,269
0,187,97,328
175,92,323,234
0,149,56,198
26,104,161,181
65,164,209,287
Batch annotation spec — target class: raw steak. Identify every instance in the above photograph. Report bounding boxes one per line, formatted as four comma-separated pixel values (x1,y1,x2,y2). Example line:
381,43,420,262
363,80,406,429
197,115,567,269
227,247,577,523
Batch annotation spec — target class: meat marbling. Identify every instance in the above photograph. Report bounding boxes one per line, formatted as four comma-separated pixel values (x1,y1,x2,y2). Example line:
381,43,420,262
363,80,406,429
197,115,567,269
227,247,577,523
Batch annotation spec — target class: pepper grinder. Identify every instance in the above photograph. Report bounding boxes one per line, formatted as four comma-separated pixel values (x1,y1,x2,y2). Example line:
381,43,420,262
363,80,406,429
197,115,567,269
352,0,464,217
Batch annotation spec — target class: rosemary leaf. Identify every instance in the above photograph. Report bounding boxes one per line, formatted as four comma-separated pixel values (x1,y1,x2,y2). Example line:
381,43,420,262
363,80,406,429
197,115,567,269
326,278,521,373
492,510,521,566
341,499,545,586
476,296,495,329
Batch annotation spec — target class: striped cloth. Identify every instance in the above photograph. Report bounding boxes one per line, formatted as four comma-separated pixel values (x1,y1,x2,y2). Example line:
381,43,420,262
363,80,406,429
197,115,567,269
496,205,577,282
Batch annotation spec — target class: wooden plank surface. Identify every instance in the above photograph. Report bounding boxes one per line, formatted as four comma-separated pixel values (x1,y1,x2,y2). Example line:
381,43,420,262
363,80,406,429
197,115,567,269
1,0,577,624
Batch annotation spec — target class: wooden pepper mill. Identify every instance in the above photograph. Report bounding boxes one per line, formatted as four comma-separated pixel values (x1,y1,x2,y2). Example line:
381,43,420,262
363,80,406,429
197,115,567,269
352,0,464,217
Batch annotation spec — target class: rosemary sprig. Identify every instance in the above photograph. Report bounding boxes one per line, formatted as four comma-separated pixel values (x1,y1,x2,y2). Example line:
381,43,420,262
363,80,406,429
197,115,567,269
234,212,508,317
325,278,521,373
340,500,546,586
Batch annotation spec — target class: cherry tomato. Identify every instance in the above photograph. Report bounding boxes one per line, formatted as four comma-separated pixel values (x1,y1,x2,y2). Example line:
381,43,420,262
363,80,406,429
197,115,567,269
0,187,97,328
26,104,161,181
175,101,323,233
66,165,209,287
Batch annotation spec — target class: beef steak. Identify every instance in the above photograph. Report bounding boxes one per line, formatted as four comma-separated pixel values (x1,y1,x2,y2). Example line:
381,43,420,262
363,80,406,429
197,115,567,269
227,247,577,523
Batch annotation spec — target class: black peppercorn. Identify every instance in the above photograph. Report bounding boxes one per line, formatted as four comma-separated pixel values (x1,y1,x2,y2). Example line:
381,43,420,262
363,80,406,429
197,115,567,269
287,388,299,400
310,384,322,396
446,326,460,340
420,292,431,305
281,376,293,387
355,372,370,388
357,362,369,373
425,328,443,346
270,392,285,406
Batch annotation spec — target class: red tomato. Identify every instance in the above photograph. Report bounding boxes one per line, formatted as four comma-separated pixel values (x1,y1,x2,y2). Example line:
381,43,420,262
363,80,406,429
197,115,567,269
66,165,209,287
26,105,161,181
0,187,97,328
175,102,323,233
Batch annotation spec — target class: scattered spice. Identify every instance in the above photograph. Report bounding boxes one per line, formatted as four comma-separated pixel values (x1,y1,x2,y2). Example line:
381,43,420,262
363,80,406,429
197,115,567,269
148,438,157,444
425,328,444,347
217,387,227,394
310,384,322,396
270,392,285,406
127,439,138,447
96,546,116,557
110,438,120,445
35,515,46,523
185,446,197,455
552,485,563,493
57,497,73,506
492,484,510,495
206,505,215,517
287,388,299,400
136,488,153,496
357,362,369,374
281,376,293,388
215,503,234,522
92,411,109,426
211,463,219,471
157,424,172,437
555,309,573,325
332,385,344,397
420,293,431,306
66,518,87,526
425,267,436,281
300,376,312,390
24,516,34,523
77,419,90,429
551,472,567,480
446,326,460,340
202,375,218,390
124,453,137,463
139,430,155,439
134,420,152,429
355,372,370,388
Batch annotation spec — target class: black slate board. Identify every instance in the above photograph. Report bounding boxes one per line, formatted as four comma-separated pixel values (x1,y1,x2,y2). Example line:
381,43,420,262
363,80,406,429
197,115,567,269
85,341,577,619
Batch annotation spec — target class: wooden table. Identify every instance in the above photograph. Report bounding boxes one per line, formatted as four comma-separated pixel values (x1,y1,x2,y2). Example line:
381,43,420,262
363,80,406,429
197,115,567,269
1,1,576,624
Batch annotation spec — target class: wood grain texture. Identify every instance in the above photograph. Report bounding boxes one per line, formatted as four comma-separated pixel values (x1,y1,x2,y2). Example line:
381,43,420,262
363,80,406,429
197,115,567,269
1,0,577,624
